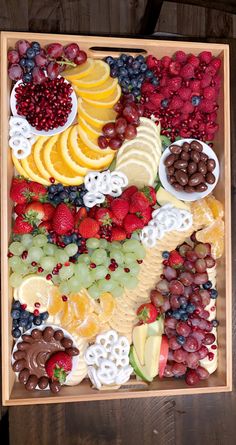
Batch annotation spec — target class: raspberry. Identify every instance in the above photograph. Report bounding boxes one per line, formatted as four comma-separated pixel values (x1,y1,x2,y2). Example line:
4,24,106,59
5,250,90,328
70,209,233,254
208,112,217,122
200,74,212,88
141,83,155,95
161,56,172,68
181,101,194,114
169,61,181,76
180,128,192,138
161,86,171,98
150,93,164,107
180,63,194,79
180,113,189,121
146,55,158,69
144,101,157,111
171,116,181,127
199,51,212,64
160,76,168,87
187,54,200,68
199,99,215,113
209,58,221,72
198,123,206,132
169,96,184,110
175,51,187,63
212,74,221,89
190,79,201,92
205,65,217,77
203,86,217,101
205,122,219,134
188,119,199,129
178,87,191,100
167,76,182,91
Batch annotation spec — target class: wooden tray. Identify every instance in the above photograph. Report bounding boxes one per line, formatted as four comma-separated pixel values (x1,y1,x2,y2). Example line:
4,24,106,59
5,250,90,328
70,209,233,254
1,31,232,406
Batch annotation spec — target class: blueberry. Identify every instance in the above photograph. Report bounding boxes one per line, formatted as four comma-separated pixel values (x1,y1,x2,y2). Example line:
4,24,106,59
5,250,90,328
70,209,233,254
176,335,186,345
131,78,138,88
75,198,82,206
192,95,201,106
145,69,154,79
28,314,34,322
47,234,54,243
12,319,19,327
104,56,114,66
34,316,42,326
212,319,219,327
23,73,32,83
122,86,129,94
25,58,35,70
69,191,77,200
137,73,145,82
40,311,49,321
71,233,78,243
26,322,32,330
12,300,21,310
20,58,26,68
172,310,181,320
20,310,30,319
119,67,128,77
53,194,61,204
180,303,188,310
11,309,21,319
132,68,140,75
127,67,134,76
180,313,188,321
152,78,159,86
210,289,218,299
165,310,173,318
121,78,130,88
162,251,169,259
117,59,124,67
57,183,64,192
140,63,147,72
63,235,72,245
120,53,128,62
186,303,195,313
203,280,212,290
31,41,41,52
19,318,28,328
26,47,36,58
137,81,142,89
12,328,21,338
132,61,140,70
133,88,141,97
161,99,169,108
126,56,134,65
136,55,145,63
110,67,118,78
48,185,57,193
69,186,78,192
60,191,69,201
179,308,186,316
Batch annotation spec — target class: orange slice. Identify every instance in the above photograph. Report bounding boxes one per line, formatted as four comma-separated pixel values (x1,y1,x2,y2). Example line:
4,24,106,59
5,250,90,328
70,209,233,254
83,84,121,108
12,153,31,180
76,314,100,338
62,58,95,81
48,288,64,316
78,125,114,155
60,301,75,327
98,292,116,322
78,116,101,139
191,199,214,227
74,77,118,100
59,126,88,176
70,291,91,323
33,136,52,181
72,60,110,88
205,195,224,220
78,98,116,129
21,151,50,186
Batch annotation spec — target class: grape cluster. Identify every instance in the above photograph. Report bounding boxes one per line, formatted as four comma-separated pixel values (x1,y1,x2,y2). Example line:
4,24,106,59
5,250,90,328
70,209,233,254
47,183,86,207
11,299,49,338
8,41,41,83
104,54,157,96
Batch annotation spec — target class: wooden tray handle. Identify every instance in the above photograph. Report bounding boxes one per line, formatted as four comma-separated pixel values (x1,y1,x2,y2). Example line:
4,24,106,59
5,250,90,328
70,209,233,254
88,46,147,58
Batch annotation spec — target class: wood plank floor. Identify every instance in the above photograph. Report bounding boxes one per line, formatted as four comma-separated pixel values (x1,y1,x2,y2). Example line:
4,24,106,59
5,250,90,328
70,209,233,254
1,1,236,444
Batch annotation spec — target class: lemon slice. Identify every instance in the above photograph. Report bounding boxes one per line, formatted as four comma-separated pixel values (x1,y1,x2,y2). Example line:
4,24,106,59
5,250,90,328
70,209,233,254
33,136,52,181
78,98,116,129
116,158,155,188
69,125,114,169
136,129,162,157
12,153,31,180
15,275,54,312
78,125,114,155
116,138,160,165
59,126,88,176
83,84,121,108
78,116,101,139
140,117,160,136
72,60,110,88
21,151,50,185
74,77,118,100
62,58,95,81
116,149,156,176
43,134,84,185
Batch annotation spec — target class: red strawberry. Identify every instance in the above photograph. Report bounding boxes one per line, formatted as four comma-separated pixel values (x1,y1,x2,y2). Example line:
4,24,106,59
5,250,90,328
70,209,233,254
52,203,74,235
42,203,55,221
29,182,47,201
78,217,99,239
111,214,123,227
178,87,191,101
14,203,27,215
209,58,221,72
141,83,155,95
38,221,52,233
95,208,113,226
203,86,217,101
200,74,212,88
10,179,33,204
169,96,184,110
187,54,200,68
146,55,158,69
25,202,45,223
102,195,113,208
180,63,194,79
141,186,156,206
110,198,129,220
75,207,88,227
137,303,158,324
110,227,127,241
190,79,201,92
45,351,72,383
121,185,138,201
129,191,150,213
169,61,181,76
168,250,184,268
13,216,33,234
199,51,212,64
161,56,171,68
175,50,187,63
123,214,144,233
149,93,164,107
181,101,194,114
137,206,152,225
167,77,182,91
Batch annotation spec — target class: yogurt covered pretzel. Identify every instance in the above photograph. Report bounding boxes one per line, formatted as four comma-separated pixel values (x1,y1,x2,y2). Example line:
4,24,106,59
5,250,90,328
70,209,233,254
83,170,128,207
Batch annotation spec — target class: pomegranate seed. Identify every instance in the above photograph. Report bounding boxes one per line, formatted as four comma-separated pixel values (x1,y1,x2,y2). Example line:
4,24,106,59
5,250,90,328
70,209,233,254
109,264,116,272
31,261,37,266
52,268,58,275
62,295,68,302
111,258,116,263
21,304,27,310
211,345,217,350
34,302,41,308
57,263,62,269
64,262,70,267
7,252,13,257
50,177,55,183
105,274,111,280
124,268,130,273
34,309,40,316
46,273,52,280
163,260,169,266
208,352,214,361
90,263,96,269
137,259,143,264
21,250,28,259
38,267,44,273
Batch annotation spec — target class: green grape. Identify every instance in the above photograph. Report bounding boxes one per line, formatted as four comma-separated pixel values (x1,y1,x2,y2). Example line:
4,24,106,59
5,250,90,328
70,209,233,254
97,278,116,292
124,275,139,289
9,256,22,270
111,285,124,298
135,245,146,260
21,234,33,249
44,244,57,256
59,265,74,280
99,239,108,249
124,253,137,265
51,275,60,285
90,249,107,265
67,276,83,292
91,265,107,281
109,241,121,250
9,241,24,256
87,284,100,299
122,239,142,253
28,246,44,262
9,272,23,287
33,234,48,247
129,263,140,276
77,254,90,265
65,243,78,257
16,261,28,275
86,238,100,249
59,281,70,295
40,256,57,271
81,270,94,288
74,263,88,278
109,249,124,265
112,267,125,281
55,250,69,264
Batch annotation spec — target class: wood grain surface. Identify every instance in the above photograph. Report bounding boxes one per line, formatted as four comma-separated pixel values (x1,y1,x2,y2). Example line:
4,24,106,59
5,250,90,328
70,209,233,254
1,1,236,444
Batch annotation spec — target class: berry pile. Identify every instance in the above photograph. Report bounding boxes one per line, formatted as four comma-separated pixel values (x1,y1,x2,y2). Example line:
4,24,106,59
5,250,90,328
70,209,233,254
98,93,144,149
47,183,86,207
11,299,49,338
8,40,87,83
150,241,218,385
104,54,156,96
141,51,221,142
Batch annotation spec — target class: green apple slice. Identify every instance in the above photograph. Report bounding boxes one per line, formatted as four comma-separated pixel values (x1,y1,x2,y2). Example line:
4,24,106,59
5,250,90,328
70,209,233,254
147,318,164,337
129,345,153,382
132,323,148,365
144,336,162,378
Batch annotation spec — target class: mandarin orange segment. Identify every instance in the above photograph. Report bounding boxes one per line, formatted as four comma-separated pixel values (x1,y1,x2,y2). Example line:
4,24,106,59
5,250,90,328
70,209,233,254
76,314,100,338
191,199,214,227
60,301,75,327
48,288,64,316
99,292,116,322
196,219,224,259
205,195,224,220
211,237,224,259
70,291,91,323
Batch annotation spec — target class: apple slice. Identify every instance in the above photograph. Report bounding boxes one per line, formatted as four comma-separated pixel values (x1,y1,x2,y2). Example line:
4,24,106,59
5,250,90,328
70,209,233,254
147,318,164,337
129,345,153,382
144,336,162,379
132,323,148,366
158,335,169,378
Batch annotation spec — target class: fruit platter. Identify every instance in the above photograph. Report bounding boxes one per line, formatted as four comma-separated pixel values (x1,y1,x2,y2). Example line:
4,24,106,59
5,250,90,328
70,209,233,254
1,32,231,405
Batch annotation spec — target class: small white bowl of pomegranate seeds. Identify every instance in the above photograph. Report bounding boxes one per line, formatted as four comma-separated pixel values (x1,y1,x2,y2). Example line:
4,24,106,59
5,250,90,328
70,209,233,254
159,138,220,202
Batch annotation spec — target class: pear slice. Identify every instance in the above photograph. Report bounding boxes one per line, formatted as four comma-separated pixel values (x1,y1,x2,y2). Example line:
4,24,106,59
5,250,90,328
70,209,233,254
132,323,148,365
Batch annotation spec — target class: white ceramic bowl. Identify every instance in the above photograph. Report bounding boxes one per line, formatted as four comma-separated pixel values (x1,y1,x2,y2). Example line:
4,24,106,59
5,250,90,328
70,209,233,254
159,138,220,202
11,324,80,390
10,77,77,136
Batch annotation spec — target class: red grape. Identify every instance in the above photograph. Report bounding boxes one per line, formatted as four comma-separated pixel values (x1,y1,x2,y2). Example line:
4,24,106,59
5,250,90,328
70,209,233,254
200,309,210,320
172,362,187,376
183,336,199,352
198,345,208,359
122,104,139,124
173,348,187,363
8,50,20,64
179,243,192,257
204,320,214,332
186,250,198,262
47,43,64,58
193,273,208,285
194,243,208,259
124,124,137,140
32,67,46,84
179,271,193,286
102,122,116,138
190,317,201,327
195,366,210,380
123,93,135,103
189,292,202,306
156,279,169,294
163,363,174,377
47,62,60,79
35,54,48,67
186,352,200,369
199,289,210,306
176,321,191,337
202,333,215,345
150,290,164,307
98,135,109,149
136,103,145,117
184,260,195,272
197,319,208,330
191,328,205,343
115,117,127,135
74,50,87,65
205,255,216,268
183,286,193,297
168,349,175,361
185,370,200,385
163,266,177,281
195,258,207,273
16,40,30,56
108,137,122,150
169,280,184,295
165,317,177,329
165,327,176,338
169,337,182,350
64,43,80,60
179,296,188,306
113,102,123,114
170,294,180,309
162,297,171,312
8,64,23,81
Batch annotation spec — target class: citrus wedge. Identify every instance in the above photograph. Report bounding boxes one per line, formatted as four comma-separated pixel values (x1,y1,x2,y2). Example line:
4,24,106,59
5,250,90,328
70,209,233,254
62,58,95,81
59,126,88,176
16,275,54,312
78,116,101,139
69,125,114,169
70,291,91,323
48,288,64,316
140,117,160,136
82,84,121,108
116,149,157,176
98,292,116,323
136,128,162,155
74,77,118,100
72,60,110,88
116,138,160,165
78,125,114,155
78,98,116,129
12,153,31,180
21,151,50,185
43,134,84,185
116,158,155,188
33,136,52,181
76,314,100,338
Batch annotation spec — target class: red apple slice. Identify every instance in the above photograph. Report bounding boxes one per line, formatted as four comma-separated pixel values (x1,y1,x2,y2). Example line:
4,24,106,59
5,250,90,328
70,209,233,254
158,335,169,378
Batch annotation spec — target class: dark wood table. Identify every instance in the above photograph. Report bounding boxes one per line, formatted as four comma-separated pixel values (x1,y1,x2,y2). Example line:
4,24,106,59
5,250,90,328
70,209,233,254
1,2,235,444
